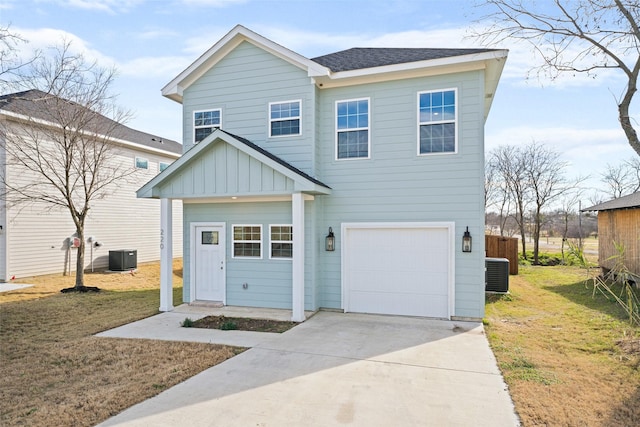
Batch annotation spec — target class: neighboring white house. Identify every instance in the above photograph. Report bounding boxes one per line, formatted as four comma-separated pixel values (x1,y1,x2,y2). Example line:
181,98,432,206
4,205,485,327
0,89,183,280
139,25,508,321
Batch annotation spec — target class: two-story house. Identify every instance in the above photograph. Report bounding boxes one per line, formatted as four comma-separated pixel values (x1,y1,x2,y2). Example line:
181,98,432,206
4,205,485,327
0,89,184,281
138,25,508,321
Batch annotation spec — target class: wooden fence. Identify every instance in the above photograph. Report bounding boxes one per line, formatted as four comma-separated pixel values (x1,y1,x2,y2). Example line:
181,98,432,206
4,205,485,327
485,235,519,275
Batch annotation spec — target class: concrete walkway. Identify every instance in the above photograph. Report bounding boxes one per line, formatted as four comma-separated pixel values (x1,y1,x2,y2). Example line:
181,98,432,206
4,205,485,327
97,309,520,427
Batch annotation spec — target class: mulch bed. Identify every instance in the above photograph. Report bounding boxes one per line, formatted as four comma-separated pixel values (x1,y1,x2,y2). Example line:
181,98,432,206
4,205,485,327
190,315,297,333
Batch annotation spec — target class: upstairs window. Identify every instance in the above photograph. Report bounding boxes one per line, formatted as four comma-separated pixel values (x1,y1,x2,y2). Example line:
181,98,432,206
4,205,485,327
135,157,148,169
336,98,369,159
270,225,293,259
159,162,170,172
418,89,456,154
194,109,221,144
269,100,301,137
232,225,262,258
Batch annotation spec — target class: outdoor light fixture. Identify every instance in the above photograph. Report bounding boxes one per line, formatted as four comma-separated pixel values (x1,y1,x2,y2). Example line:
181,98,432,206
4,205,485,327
325,227,335,251
462,227,472,253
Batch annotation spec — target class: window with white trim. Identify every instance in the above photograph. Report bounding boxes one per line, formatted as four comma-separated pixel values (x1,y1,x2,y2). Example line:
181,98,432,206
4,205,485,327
269,100,301,137
336,98,369,159
232,225,262,258
135,157,148,169
418,89,456,154
194,109,221,144
159,162,170,172
270,225,293,259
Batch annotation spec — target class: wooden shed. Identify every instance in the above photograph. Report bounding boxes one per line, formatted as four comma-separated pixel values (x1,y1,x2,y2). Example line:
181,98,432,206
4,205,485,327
583,192,640,276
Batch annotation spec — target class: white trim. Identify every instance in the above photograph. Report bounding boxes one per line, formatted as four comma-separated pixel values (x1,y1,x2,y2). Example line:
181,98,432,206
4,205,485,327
268,99,302,138
268,224,293,260
193,108,222,144
162,25,330,103
291,192,305,322
335,97,371,161
159,199,174,312
341,222,456,319
159,161,170,172
189,222,226,304
0,110,181,158
417,88,458,156
183,194,315,204
231,224,263,259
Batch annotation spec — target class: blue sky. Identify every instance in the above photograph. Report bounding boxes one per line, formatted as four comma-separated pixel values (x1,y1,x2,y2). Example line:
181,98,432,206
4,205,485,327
1,0,638,193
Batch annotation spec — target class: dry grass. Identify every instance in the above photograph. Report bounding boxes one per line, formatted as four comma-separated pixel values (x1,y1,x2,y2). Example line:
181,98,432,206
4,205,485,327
0,259,242,427
486,265,640,426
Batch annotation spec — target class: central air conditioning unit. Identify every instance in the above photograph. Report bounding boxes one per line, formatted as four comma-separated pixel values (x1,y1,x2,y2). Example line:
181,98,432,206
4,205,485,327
109,249,137,271
486,257,509,293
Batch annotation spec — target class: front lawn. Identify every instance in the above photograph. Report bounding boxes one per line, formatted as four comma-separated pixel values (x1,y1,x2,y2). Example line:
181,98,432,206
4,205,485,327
0,260,242,427
486,265,640,426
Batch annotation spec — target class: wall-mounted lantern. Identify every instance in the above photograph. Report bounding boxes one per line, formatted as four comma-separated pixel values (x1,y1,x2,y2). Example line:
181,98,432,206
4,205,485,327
462,227,472,253
325,227,335,251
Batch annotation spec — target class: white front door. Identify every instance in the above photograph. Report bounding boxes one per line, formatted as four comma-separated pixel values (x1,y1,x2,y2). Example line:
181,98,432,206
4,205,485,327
194,225,225,301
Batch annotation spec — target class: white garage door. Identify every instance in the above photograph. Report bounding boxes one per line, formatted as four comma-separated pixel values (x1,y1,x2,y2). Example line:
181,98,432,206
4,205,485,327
343,223,452,318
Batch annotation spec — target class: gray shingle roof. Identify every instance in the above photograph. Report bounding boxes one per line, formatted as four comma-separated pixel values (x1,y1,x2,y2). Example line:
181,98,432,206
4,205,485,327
311,48,497,73
583,192,640,211
0,90,181,154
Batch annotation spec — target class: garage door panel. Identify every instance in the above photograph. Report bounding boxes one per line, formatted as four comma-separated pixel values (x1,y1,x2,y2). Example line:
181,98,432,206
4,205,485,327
344,225,451,318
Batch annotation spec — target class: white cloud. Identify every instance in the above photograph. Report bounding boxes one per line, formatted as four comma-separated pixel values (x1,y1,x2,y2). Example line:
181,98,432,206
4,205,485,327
46,0,145,14
180,0,247,6
118,55,192,79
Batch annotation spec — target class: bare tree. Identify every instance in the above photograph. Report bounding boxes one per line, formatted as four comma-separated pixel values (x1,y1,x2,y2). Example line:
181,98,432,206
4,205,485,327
485,153,514,236
556,190,584,260
0,41,133,290
0,25,38,93
490,145,530,256
599,157,640,198
476,0,640,157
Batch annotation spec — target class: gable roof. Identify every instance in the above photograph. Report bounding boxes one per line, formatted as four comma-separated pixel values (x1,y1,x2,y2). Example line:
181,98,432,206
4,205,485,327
162,25,508,116
137,128,331,199
312,48,498,73
0,89,182,156
583,192,640,212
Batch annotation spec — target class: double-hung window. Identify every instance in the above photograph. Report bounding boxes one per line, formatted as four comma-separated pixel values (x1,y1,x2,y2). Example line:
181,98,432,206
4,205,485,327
418,89,457,154
336,98,369,159
232,225,262,258
194,109,221,144
269,100,301,137
270,225,293,259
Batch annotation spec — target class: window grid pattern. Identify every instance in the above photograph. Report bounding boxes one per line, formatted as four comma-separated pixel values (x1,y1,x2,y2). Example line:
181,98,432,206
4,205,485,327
336,99,369,159
233,225,262,258
194,109,221,144
270,225,293,259
270,101,301,137
419,90,456,154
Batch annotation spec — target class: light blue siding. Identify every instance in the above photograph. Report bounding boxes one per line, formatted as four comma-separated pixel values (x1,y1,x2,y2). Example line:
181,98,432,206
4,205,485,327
183,200,318,310
315,70,486,318
156,141,295,198
183,41,317,176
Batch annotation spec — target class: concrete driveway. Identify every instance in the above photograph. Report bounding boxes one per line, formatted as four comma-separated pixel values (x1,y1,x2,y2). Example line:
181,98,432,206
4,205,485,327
98,311,519,427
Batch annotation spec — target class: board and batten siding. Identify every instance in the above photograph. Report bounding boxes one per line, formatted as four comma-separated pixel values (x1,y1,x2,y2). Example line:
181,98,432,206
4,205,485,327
182,41,318,176
315,70,487,318
157,141,295,199
2,141,183,280
183,200,317,310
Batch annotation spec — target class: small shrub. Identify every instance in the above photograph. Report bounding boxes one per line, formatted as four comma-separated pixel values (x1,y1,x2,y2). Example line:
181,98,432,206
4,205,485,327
181,317,194,328
220,320,237,330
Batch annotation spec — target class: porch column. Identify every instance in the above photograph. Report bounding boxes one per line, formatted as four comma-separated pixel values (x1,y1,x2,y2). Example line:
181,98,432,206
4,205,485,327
291,192,305,322
159,198,174,312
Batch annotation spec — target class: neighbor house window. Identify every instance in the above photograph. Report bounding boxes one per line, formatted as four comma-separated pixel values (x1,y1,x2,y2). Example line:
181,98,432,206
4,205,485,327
232,225,262,258
336,98,369,159
270,225,293,259
159,162,170,172
135,157,148,169
194,109,221,144
418,89,457,154
269,100,301,137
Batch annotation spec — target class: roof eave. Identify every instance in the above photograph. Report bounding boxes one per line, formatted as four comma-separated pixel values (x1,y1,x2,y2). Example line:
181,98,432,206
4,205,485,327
161,25,329,105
